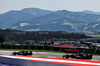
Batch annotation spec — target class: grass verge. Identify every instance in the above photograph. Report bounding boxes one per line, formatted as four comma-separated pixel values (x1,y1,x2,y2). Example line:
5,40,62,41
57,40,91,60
0,49,65,53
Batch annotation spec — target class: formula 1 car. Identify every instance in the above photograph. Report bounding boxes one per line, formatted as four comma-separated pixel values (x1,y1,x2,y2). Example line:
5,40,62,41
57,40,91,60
63,53,92,59
12,51,33,55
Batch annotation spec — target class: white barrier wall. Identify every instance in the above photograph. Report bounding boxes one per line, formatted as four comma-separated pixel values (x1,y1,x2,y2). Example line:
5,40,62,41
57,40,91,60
0,63,16,66
0,55,100,66
0,56,26,66
0,56,72,66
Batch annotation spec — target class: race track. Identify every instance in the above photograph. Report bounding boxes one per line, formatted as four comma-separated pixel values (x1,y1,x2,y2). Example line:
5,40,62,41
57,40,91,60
0,50,100,61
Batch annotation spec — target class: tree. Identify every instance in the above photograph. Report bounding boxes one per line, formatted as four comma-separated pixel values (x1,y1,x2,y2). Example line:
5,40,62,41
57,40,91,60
51,38,59,41
0,34,5,45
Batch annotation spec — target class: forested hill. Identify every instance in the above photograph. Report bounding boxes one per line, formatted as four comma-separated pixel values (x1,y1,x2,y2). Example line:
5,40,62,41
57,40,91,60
0,29,91,44
0,8,100,32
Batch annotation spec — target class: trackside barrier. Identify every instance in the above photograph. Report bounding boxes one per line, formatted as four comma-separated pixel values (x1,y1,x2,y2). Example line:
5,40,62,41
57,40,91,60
0,63,16,66
0,56,26,66
64,49,79,53
0,45,100,54
0,55,73,66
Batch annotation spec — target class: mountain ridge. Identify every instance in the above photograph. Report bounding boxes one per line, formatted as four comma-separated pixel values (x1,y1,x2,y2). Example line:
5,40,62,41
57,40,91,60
81,10,100,15
0,8,100,32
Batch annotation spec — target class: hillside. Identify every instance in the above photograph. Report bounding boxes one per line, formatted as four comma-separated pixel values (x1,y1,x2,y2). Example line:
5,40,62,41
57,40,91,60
0,8,100,32
0,29,91,43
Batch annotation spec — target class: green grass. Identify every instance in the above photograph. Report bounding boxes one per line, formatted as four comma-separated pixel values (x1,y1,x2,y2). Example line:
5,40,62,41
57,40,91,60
92,53,100,56
0,49,65,53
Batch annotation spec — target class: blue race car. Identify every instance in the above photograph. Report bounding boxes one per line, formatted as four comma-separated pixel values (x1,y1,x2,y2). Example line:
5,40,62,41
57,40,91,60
63,53,92,59
12,50,33,55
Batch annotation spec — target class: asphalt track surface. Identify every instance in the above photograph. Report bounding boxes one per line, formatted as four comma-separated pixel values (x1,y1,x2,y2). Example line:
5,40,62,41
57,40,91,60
1,55,100,66
0,50,100,61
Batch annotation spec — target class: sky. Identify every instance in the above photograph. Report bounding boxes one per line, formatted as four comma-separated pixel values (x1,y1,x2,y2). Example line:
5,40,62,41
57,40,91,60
0,0,100,14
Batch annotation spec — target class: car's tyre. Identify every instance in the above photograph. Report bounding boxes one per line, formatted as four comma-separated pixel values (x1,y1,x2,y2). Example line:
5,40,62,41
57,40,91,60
63,55,70,58
29,53,33,55
86,53,92,59
18,52,20,55
28,51,33,55
66,55,70,58
12,52,16,55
